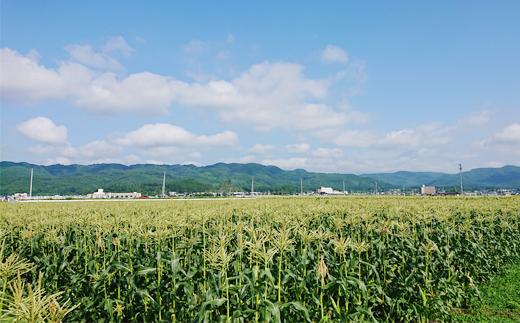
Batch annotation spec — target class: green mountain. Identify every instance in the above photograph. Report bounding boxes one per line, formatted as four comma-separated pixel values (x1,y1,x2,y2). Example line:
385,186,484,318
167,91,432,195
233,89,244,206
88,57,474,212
2,162,517,196
0,161,381,195
362,165,520,190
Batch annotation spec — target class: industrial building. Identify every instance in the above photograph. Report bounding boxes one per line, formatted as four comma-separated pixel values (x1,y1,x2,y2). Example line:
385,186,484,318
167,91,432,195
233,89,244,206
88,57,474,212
316,186,347,195
421,185,436,195
88,188,142,199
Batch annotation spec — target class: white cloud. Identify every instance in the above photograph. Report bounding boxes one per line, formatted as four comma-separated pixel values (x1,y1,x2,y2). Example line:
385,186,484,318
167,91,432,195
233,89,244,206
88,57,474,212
78,140,122,158
262,157,308,170
333,130,377,147
26,123,239,166
2,48,360,131
238,155,257,163
311,147,343,158
103,36,134,56
0,48,67,103
494,123,520,143
17,117,68,145
64,37,133,71
286,143,310,153
382,129,418,146
115,123,238,147
330,123,451,149
74,72,176,114
248,144,275,154
321,45,349,64
65,44,123,71
171,62,346,132
45,156,72,165
463,111,492,127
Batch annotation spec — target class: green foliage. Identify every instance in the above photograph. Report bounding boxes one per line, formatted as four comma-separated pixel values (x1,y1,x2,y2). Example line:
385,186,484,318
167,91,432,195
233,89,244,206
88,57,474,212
453,261,520,322
0,161,383,195
363,165,520,189
0,196,519,321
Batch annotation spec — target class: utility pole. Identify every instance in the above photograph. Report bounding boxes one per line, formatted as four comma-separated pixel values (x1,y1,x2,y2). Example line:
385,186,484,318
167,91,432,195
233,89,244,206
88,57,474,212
29,168,33,198
343,180,345,194
459,163,464,195
162,171,166,198
375,182,378,195
300,178,303,195
251,176,254,196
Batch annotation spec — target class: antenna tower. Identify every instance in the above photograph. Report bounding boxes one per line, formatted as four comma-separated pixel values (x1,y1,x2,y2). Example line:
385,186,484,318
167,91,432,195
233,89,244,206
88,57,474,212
162,171,166,198
29,168,33,198
458,163,464,195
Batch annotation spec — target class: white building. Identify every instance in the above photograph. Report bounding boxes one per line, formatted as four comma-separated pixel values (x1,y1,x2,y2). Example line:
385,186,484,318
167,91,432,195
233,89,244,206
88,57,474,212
89,188,141,199
316,187,347,195
421,185,436,195
13,193,28,200
90,188,107,198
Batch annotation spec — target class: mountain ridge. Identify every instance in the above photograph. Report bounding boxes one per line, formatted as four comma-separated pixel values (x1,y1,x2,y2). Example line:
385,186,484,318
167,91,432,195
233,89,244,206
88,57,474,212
361,165,520,189
1,161,518,195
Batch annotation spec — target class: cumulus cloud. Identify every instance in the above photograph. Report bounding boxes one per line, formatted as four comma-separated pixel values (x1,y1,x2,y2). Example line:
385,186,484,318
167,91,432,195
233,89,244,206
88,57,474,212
463,111,492,127
332,130,377,147
382,129,418,146
0,48,68,103
1,48,360,132
27,123,239,165
262,157,308,170
74,72,177,114
65,44,123,70
171,62,347,132
494,123,520,143
102,36,134,56
475,123,520,151
115,123,238,147
17,117,68,145
75,140,122,158
248,144,275,154
286,143,310,153
311,147,343,158
321,45,349,64
330,123,451,149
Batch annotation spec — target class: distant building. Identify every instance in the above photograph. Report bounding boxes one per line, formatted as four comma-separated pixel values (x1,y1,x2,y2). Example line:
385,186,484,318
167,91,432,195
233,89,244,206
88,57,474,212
91,188,107,198
88,188,141,199
421,185,436,195
316,186,347,195
13,193,28,200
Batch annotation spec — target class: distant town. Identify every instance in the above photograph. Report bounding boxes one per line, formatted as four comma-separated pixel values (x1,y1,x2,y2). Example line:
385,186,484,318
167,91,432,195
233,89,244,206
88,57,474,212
2,164,519,202
4,185,519,202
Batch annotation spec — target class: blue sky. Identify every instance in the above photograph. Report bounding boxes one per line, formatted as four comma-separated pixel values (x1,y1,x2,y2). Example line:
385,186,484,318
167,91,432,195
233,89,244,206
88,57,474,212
1,1,519,173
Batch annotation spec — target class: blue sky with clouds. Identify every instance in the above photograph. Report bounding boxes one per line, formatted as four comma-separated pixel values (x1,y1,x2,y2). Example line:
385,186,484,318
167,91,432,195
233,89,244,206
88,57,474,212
1,1,519,173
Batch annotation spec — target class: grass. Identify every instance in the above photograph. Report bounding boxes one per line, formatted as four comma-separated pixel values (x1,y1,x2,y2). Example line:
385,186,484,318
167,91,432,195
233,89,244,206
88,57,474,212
453,260,520,322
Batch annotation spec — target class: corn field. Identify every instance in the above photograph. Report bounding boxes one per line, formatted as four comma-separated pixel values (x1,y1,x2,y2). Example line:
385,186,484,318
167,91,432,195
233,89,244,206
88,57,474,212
1,196,519,322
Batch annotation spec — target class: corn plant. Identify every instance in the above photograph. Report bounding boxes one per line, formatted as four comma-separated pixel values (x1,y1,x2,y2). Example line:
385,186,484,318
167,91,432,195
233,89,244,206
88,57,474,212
0,196,518,321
